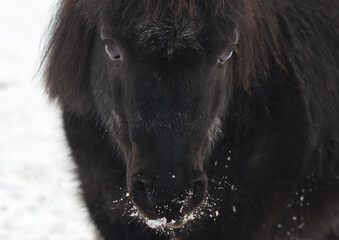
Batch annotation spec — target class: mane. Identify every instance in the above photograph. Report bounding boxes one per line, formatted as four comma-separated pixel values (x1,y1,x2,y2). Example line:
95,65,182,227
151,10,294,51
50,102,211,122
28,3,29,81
43,0,283,112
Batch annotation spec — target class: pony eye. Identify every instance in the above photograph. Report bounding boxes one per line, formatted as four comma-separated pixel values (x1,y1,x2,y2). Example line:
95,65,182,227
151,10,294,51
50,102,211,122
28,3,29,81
104,42,121,61
217,50,233,65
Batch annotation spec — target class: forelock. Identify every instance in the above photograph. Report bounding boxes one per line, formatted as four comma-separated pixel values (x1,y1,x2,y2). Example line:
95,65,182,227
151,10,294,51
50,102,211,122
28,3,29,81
79,0,236,27
136,18,203,57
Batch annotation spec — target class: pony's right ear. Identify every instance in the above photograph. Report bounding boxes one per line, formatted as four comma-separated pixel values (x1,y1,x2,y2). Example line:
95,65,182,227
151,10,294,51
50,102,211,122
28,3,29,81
43,0,96,114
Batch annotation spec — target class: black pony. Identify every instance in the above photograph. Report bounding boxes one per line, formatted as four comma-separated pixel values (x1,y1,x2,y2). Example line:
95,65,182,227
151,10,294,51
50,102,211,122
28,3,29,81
43,0,339,239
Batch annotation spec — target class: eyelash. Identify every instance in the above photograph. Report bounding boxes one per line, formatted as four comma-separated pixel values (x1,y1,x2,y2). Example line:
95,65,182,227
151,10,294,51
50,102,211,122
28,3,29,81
217,50,234,65
103,40,122,62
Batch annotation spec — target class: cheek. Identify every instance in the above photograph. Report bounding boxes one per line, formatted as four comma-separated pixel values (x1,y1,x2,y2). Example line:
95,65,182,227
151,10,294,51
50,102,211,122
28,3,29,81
91,71,132,150
207,71,228,118
207,115,223,143
108,113,132,151
202,70,232,150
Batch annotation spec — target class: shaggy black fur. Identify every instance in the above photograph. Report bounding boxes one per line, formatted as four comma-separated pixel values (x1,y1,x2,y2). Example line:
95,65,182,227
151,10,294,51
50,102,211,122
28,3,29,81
43,0,339,239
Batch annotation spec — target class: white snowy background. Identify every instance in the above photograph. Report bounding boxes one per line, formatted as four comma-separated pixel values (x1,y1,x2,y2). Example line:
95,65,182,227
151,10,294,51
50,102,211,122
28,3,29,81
0,1,97,239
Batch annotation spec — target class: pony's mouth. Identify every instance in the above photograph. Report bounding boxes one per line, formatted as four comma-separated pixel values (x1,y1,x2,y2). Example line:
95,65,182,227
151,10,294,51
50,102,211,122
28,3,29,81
143,212,195,230
126,191,219,234
128,193,199,231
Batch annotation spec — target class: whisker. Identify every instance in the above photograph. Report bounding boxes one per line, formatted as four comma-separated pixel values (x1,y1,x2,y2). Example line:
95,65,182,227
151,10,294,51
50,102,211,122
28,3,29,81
208,176,238,192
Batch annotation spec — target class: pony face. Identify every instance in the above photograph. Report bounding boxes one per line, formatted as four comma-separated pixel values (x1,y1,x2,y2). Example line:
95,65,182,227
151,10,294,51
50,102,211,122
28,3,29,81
44,0,253,232
90,11,238,228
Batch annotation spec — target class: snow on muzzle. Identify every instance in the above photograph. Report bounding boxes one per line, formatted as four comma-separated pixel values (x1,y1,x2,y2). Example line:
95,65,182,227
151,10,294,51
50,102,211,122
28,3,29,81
128,170,208,229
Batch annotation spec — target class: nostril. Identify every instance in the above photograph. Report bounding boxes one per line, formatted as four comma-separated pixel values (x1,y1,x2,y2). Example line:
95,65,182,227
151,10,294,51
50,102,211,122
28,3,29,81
193,179,204,194
189,173,208,208
130,174,154,209
190,173,207,191
134,180,147,197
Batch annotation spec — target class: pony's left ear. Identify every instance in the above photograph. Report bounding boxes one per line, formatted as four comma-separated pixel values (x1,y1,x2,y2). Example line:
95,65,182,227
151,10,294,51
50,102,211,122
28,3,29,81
43,0,96,114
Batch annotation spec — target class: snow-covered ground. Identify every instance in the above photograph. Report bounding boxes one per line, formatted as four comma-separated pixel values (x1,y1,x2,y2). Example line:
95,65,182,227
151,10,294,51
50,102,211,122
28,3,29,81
0,1,96,239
